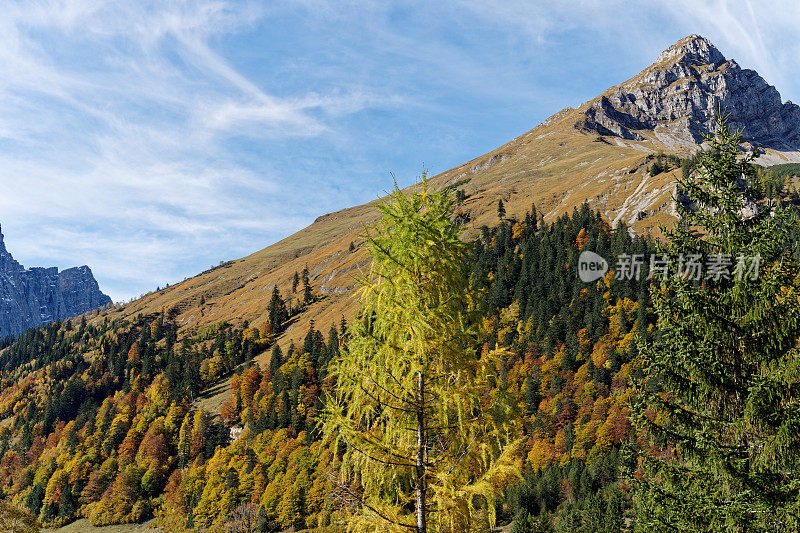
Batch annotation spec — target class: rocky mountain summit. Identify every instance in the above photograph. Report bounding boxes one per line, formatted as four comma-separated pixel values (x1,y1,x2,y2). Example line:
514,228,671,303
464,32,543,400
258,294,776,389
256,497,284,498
579,35,800,156
0,225,111,337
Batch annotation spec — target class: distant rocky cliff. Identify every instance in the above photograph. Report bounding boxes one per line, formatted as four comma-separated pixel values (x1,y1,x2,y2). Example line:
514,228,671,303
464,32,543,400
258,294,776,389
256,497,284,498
579,35,800,153
0,225,111,337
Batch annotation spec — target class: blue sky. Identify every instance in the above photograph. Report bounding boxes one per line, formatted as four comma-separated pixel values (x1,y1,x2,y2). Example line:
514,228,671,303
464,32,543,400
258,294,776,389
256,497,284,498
0,0,796,302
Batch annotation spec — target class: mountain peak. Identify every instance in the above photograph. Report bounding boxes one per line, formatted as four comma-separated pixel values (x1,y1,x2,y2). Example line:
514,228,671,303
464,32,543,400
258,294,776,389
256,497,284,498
655,34,725,67
0,222,112,336
577,35,800,157
0,224,8,258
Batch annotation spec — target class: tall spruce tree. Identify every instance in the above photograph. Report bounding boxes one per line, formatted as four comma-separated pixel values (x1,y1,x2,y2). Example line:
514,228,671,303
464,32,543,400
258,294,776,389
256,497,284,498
302,265,312,304
322,176,520,532
268,285,288,334
631,115,800,531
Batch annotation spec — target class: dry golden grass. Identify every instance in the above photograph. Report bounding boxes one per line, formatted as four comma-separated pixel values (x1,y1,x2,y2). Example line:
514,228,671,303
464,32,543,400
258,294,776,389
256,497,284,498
91,106,689,365
47,518,162,532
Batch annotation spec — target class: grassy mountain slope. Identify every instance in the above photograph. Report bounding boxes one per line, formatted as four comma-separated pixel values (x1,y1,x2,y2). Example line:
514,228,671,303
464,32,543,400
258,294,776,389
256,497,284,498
97,34,800,377
100,110,674,363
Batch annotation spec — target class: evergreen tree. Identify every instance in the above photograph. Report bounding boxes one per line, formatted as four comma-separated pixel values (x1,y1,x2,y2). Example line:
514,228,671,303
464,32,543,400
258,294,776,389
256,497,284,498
302,266,312,304
24,482,44,515
323,177,520,532
269,344,283,378
268,286,288,334
498,199,506,220
524,373,540,415
58,485,76,520
327,323,339,359
303,323,315,358
632,115,800,530
278,390,291,428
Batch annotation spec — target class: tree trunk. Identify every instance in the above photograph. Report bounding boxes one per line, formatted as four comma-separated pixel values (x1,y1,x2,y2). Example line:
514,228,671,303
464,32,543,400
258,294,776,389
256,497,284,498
416,370,427,533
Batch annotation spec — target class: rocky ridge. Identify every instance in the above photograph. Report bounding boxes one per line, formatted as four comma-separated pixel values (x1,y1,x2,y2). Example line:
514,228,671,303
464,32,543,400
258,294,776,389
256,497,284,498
579,35,800,158
0,225,111,337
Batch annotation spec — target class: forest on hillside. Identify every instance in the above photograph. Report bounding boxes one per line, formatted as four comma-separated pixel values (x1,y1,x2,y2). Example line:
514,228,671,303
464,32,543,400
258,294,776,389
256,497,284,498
0,203,656,532
1,122,800,532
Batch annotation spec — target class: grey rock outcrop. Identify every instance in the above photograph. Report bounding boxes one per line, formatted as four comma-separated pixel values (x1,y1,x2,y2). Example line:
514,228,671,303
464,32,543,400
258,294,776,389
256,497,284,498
0,225,111,337
579,35,800,151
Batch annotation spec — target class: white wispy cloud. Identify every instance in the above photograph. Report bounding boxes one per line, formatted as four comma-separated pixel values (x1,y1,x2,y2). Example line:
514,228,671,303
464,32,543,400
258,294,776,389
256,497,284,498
453,0,800,103
0,0,383,301
653,0,800,100
2,0,797,303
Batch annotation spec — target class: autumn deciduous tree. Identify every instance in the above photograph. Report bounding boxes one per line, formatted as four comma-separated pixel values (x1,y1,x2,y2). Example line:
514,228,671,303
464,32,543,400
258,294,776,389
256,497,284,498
323,176,520,532
224,502,266,533
0,501,40,533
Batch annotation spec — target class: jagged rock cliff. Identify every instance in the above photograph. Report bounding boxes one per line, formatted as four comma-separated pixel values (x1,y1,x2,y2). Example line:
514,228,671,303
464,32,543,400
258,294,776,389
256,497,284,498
0,225,111,337
579,34,800,153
